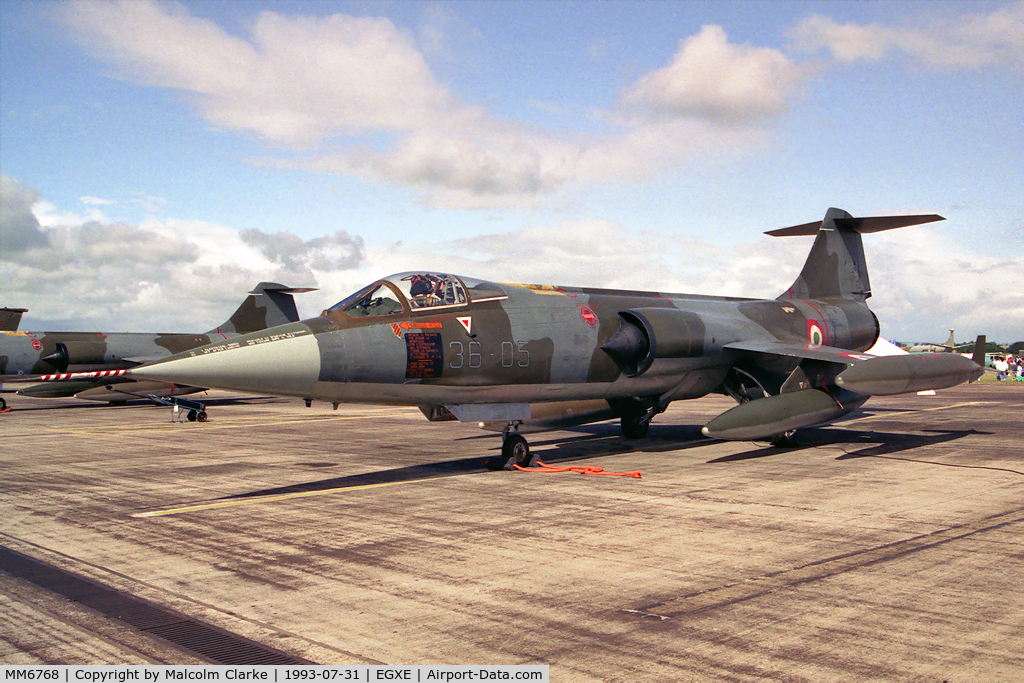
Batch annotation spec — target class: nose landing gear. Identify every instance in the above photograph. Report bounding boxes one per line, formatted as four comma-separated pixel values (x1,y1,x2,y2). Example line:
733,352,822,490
488,422,535,470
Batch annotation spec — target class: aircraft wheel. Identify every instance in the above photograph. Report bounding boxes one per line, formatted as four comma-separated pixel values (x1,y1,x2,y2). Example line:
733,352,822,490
187,410,198,422
770,430,798,448
502,433,531,467
0,397,6,410
197,411,208,422
621,413,649,439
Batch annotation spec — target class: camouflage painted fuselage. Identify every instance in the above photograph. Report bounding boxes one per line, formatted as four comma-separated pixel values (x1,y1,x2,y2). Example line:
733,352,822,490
0,330,230,377
129,209,984,449
1,282,310,400
141,274,878,414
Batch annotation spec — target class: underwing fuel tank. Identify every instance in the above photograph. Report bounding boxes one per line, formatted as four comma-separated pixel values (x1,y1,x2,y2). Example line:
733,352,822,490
701,388,868,441
835,353,984,395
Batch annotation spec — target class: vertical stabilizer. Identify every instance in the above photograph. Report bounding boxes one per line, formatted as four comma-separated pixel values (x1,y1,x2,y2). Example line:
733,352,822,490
206,283,317,336
0,307,28,331
971,335,986,369
766,208,944,301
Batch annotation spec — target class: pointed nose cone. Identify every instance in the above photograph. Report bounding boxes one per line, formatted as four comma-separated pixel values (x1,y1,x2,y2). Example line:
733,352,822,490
130,325,321,398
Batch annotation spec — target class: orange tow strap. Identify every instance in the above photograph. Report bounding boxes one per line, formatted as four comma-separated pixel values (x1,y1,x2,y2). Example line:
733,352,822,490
514,460,641,478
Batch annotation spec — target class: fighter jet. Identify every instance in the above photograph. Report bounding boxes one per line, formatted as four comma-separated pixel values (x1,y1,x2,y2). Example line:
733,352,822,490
0,283,314,408
129,208,984,466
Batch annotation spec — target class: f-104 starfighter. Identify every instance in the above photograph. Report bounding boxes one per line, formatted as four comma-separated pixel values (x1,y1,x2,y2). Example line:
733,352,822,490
130,208,984,467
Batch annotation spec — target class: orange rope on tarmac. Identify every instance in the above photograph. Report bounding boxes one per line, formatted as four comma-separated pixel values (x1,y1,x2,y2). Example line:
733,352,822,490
513,460,642,478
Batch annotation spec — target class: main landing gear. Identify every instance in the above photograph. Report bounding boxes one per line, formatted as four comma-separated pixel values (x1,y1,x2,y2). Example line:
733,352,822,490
769,430,798,448
620,410,650,440
612,398,662,440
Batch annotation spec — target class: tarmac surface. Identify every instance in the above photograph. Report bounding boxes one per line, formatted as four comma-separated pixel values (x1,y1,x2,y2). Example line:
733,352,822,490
1,383,1023,679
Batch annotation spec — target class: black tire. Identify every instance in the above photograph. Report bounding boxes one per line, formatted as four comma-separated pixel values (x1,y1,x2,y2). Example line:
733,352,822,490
770,430,798,448
197,411,208,422
502,433,531,466
0,397,6,410
621,413,649,439
187,410,198,422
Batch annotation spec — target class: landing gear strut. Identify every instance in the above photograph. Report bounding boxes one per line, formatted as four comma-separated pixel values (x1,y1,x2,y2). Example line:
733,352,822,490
488,422,534,470
502,433,530,465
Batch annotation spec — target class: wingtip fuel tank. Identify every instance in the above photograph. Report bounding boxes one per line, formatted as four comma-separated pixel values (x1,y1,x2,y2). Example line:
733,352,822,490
835,353,984,396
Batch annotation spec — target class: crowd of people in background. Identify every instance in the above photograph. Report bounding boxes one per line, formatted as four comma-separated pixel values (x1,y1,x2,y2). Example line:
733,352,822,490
993,355,1024,381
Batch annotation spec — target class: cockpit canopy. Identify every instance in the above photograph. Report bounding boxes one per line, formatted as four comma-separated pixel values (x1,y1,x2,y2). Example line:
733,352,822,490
326,272,506,319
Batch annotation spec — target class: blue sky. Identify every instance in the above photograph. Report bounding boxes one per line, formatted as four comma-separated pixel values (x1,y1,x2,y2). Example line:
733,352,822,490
1,0,1021,343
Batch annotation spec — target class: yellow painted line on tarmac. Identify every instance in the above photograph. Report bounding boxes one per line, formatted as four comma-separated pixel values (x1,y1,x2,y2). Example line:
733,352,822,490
132,478,423,518
842,400,991,425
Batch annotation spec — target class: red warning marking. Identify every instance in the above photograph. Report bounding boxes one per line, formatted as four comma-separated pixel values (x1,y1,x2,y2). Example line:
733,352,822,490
456,316,472,334
580,307,597,326
400,321,442,330
392,321,443,336
31,340,42,350
38,369,128,381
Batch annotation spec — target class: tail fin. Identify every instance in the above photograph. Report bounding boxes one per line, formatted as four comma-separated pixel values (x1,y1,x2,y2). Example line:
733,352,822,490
767,208,944,301
942,329,955,351
971,335,986,369
0,307,28,331
206,282,317,336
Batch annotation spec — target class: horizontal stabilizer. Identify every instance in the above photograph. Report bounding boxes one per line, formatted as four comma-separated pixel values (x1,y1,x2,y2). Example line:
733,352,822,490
249,286,318,295
766,214,944,237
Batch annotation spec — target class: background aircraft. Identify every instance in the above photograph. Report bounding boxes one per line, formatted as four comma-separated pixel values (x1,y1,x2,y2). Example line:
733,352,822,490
906,329,956,353
0,308,27,332
130,208,983,466
0,283,314,409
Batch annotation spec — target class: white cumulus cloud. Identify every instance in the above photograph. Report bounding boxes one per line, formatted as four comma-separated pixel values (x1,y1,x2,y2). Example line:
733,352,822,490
0,178,364,331
622,25,809,123
789,3,1024,70
59,2,806,209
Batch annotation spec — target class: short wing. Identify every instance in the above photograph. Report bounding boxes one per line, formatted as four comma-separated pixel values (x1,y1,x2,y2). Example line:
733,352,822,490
723,340,873,365
724,340,983,396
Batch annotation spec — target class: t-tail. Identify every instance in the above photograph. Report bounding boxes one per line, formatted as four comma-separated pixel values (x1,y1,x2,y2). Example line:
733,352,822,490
206,282,318,336
768,207,945,301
